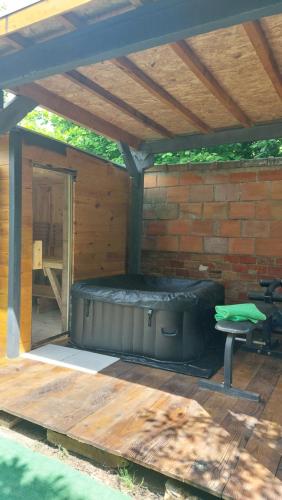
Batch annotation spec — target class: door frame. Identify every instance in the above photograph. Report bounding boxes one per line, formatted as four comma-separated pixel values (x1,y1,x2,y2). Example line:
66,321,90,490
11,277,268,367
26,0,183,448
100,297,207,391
31,161,75,337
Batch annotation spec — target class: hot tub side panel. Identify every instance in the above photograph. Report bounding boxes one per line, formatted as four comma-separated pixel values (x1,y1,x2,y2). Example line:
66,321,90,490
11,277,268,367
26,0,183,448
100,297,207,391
71,279,224,361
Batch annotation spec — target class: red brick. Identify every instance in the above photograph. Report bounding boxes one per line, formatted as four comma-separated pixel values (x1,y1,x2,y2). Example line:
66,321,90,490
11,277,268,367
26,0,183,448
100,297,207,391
229,171,257,183
215,183,240,202
232,263,248,273
190,220,213,236
271,181,282,200
224,255,241,263
179,236,203,253
144,174,157,188
270,221,282,238
203,202,228,219
189,184,214,202
146,221,167,236
239,256,257,264
242,220,270,237
240,181,270,201
156,236,179,252
256,239,282,257
267,266,282,277
229,202,255,219
180,203,202,219
256,201,282,220
203,173,229,184
229,238,255,255
157,173,179,187
179,172,203,184
256,201,272,220
218,220,241,237
204,237,228,254
258,170,282,181
167,220,190,235
167,186,189,203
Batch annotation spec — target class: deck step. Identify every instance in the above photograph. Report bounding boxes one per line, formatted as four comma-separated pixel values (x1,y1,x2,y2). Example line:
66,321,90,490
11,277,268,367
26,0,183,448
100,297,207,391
0,411,21,429
164,479,207,500
47,430,128,469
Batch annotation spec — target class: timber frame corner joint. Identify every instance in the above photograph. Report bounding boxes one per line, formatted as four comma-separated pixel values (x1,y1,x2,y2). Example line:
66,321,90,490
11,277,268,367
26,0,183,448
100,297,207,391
0,94,37,135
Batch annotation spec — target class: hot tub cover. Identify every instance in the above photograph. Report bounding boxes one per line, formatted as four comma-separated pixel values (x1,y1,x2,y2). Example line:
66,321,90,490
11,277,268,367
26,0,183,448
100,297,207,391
71,274,224,311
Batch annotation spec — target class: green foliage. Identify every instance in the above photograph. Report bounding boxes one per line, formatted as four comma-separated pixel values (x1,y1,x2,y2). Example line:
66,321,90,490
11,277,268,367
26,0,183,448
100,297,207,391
21,108,282,166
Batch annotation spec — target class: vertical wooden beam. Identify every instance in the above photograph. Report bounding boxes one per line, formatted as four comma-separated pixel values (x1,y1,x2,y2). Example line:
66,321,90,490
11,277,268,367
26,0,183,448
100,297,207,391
7,130,22,358
120,142,147,274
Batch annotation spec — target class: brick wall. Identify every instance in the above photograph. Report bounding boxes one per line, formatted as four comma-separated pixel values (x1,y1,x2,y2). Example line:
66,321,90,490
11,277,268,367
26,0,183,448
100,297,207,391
142,158,282,302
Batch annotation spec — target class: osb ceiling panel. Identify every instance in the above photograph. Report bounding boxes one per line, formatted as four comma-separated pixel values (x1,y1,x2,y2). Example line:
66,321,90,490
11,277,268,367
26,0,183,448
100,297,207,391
128,45,239,130
186,23,282,123
38,74,162,139
78,61,198,135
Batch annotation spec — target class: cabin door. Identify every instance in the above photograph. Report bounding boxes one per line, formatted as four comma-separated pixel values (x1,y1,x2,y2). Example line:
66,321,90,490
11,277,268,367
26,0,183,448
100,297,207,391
31,165,73,346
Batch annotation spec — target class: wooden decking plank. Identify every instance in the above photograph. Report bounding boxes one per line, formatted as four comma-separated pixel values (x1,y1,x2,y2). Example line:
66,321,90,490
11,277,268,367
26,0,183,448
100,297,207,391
68,367,176,447
123,354,273,496
0,353,280,499
221,374,282,499
222,359,282,500
0,361,142,432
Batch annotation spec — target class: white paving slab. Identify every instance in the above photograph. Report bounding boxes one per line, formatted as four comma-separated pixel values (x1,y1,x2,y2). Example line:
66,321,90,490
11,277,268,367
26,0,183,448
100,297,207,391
23,344,119,374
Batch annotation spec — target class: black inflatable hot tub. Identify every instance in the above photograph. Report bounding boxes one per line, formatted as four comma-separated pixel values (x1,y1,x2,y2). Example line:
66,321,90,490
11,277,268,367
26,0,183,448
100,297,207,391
70,274,224,362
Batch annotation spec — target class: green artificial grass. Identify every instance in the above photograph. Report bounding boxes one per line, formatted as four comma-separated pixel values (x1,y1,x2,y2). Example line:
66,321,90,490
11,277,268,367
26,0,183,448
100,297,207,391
0,436,130,500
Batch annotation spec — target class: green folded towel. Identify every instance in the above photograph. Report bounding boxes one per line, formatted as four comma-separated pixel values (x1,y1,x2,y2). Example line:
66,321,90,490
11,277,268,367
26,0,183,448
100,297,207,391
215,303,266,324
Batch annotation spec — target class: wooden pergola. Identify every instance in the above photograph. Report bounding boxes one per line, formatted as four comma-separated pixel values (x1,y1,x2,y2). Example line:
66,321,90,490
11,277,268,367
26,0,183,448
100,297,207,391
0,0,281,153
0,0,282,358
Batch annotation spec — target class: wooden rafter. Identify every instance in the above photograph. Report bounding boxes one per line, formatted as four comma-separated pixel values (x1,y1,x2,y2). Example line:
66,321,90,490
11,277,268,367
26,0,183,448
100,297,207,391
243,20,282,100
12,82,141,148
64,70,173,138
112,57,212,133
171,40,253,128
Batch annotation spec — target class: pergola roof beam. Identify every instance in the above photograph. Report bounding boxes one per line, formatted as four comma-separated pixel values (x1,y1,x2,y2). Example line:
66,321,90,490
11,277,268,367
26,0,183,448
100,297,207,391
141,121,282,154
65,70,173,138
113,57,212,134
13,83,141,148
0,0,282,89
243,20,282,100
171,40,253,128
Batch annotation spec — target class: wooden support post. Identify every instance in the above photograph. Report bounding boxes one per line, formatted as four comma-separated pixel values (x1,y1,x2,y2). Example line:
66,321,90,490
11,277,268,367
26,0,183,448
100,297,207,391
120,143,153,274
7,130,22,358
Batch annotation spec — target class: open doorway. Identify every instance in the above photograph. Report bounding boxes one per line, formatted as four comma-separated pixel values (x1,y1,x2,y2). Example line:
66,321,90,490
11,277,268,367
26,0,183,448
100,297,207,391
31,165,73,347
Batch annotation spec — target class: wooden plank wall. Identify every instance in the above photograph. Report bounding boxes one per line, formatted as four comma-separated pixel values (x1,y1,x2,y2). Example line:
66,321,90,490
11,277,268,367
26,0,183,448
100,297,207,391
20,138,129,352
0,135,9,358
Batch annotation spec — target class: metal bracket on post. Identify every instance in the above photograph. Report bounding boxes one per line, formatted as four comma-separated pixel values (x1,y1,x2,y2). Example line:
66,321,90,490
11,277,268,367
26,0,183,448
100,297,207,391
120,143,154,275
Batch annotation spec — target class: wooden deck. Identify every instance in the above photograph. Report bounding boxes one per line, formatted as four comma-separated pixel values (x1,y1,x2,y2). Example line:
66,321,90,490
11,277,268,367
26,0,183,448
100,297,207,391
0,350,281,499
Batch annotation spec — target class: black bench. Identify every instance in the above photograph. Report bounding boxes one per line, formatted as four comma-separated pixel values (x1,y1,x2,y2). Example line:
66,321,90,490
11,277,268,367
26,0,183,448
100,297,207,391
199,320,260,401
199,278,282,402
